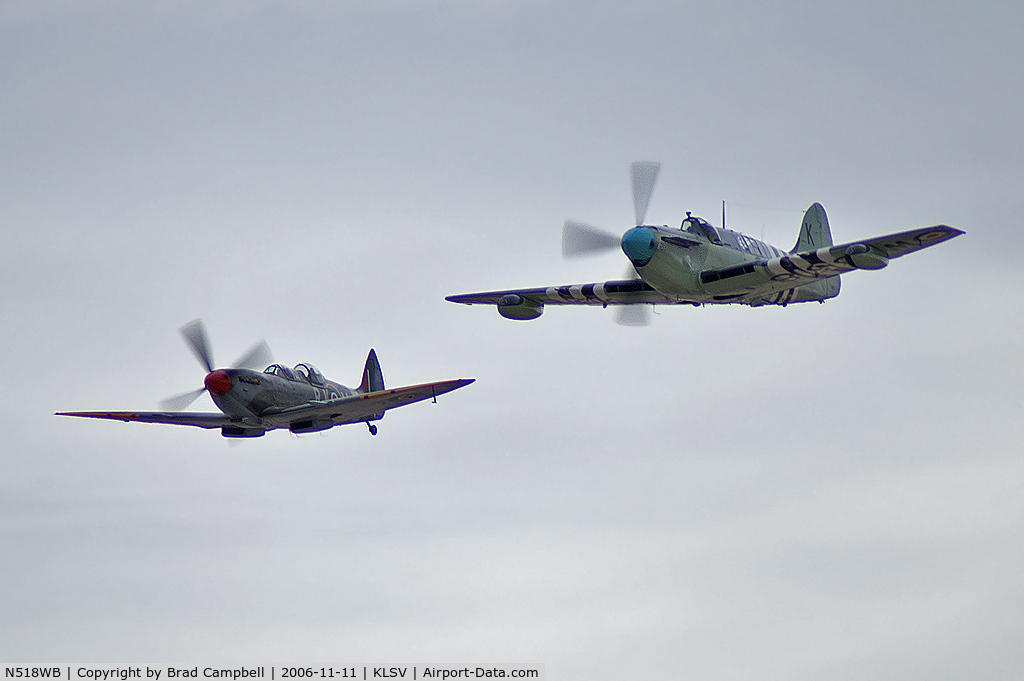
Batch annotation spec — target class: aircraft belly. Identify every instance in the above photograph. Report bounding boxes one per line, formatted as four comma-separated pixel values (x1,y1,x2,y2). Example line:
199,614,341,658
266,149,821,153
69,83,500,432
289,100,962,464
212,392,256,420
637,248,703,300
701,269,767,296
638,242,764,302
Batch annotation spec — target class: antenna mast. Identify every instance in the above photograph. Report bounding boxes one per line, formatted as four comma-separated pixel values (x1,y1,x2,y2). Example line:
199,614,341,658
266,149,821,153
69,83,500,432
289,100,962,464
722,200,726,230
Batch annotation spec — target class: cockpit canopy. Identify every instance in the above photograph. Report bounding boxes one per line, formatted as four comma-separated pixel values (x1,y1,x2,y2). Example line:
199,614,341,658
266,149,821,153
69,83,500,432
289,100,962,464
297,363,326,385
264,364,295,380
682,215,723,245
265,363,325,385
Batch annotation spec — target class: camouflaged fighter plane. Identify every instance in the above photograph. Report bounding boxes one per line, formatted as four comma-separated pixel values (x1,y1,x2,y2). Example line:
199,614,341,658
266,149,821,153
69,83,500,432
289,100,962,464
58,320,474,438
447,162,964,325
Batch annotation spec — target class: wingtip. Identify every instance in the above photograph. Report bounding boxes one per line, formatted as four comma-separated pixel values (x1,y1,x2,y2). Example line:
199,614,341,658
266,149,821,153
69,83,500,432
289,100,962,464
440,378,475,389
440,377,476,392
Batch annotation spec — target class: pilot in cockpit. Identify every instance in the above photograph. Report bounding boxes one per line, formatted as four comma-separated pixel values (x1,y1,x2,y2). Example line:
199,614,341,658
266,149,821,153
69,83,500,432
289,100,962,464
306,365,325,385
292,363,325,385
682,212,722,244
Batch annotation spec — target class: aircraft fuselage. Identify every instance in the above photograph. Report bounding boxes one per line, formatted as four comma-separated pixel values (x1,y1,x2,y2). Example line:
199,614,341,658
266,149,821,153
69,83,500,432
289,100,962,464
620,216,835,306
208,364,355,421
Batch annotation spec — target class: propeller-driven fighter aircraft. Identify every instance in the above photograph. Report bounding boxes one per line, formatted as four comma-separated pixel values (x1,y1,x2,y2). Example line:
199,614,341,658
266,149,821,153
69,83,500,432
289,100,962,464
447,162,964,325
58,320,474,438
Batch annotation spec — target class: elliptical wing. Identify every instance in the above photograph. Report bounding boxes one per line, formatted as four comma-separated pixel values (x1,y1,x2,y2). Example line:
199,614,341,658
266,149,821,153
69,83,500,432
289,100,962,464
56,411,232,429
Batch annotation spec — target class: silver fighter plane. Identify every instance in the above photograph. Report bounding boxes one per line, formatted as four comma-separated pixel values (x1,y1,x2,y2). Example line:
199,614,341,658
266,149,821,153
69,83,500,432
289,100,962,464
58,320,474,437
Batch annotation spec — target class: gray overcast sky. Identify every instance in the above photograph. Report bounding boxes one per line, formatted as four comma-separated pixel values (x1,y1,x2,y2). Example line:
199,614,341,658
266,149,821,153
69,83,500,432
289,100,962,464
2,1,1022,678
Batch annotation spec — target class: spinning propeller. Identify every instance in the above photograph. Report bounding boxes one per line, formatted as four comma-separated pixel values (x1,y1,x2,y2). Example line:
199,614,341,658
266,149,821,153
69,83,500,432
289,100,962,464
159,319,273,411
561,161,662,325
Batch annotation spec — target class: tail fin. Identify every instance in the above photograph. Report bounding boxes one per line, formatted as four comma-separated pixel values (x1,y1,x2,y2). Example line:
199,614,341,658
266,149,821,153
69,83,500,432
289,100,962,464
791,202,834,253
789,203,840,302
358,349,385,393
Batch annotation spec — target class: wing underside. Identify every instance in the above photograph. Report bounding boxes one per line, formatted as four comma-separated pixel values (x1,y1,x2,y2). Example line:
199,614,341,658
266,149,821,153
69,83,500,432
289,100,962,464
260,378,475,428
446,279,678,307
56,411,232,429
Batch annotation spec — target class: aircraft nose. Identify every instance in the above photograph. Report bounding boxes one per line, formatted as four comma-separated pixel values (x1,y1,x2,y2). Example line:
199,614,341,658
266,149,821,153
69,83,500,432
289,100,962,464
621,227,658,266
204,369,232,396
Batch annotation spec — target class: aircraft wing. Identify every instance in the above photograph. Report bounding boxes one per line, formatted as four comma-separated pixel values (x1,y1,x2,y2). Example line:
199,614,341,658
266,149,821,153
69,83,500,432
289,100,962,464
446,279,678,307
702,225,965,299
766,224,962,283
450,225,962,310
56,411,232,429
848,225,965,259
58,379,473,433
261,378,475,427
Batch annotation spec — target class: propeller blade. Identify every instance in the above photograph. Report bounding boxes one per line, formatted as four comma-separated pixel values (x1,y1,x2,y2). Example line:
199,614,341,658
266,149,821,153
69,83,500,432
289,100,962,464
612,265,650,326
231,340,273,370
562,219,620,258
159,387,206,412
615,304,651,327
631,161,661,226
180,319,214,373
